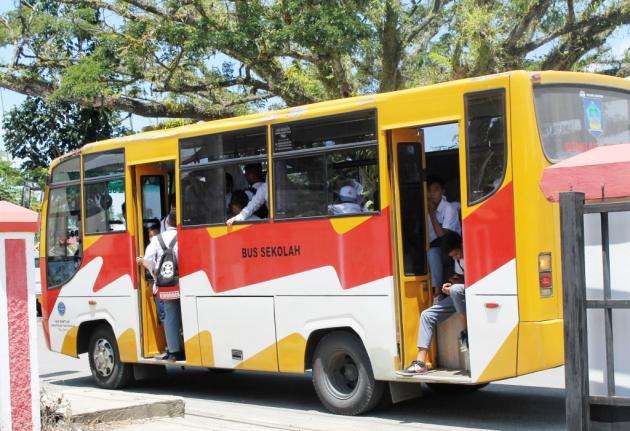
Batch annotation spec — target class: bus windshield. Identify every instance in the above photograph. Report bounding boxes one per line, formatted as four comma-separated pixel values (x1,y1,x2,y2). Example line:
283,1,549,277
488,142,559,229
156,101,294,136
533,85,630,163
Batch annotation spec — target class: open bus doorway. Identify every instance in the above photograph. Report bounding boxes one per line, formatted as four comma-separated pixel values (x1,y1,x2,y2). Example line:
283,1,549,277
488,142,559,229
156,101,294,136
390,123,468,378
132,160,175,358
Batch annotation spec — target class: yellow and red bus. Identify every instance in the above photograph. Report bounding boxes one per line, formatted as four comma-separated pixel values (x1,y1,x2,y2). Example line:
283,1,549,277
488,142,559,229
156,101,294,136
40,70,630,415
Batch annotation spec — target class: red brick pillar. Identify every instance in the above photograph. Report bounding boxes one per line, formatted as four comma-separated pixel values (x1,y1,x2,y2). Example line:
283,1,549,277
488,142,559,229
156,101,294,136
0,201,40,431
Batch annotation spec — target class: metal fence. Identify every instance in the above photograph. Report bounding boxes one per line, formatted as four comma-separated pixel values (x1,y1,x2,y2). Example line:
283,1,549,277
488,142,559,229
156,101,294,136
561,192,630,430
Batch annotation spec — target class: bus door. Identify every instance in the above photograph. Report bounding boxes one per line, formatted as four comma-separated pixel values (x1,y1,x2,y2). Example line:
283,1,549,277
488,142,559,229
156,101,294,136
389,129,435,369
132,162,170,358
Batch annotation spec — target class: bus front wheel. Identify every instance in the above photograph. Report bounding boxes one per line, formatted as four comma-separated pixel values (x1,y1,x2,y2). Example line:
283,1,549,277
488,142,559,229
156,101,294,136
88,325,133,389
312,331,385,415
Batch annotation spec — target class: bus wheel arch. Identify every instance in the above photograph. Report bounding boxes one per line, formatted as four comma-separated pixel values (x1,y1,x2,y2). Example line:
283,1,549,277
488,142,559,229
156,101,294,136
86,322,133,389
309,329,385,415
77,319,110,355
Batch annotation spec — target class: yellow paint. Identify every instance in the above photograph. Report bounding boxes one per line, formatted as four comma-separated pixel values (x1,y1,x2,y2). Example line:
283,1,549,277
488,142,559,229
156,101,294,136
185,331,212,367
277,333,307,373
329,216,371,235
235,342,279,372
82,235,102,251
517,320,564,375
207,224,250,239
477,326,519,383
117,328,138,362
61,326,79,357
198,331,215,367
510,72,562,323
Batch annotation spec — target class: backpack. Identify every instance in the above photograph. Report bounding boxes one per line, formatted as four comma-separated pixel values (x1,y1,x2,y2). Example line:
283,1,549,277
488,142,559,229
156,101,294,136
155,234,180,300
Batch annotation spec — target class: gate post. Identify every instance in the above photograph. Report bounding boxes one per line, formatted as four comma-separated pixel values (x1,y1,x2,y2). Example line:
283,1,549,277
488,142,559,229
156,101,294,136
560,192,590,430
0,201,40,431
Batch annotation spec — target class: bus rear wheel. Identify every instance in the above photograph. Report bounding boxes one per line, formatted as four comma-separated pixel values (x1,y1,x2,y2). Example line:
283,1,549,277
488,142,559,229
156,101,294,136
312,331,385,415
88,325,133,389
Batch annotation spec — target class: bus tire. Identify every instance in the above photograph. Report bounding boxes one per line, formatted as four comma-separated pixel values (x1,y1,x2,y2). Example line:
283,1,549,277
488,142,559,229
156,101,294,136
312,331,385,415
88,325,133,389
426,382,489,394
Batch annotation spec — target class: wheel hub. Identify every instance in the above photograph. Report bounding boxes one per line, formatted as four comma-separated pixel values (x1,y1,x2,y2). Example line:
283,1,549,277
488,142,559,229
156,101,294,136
93,338,115,377
325,353,359,399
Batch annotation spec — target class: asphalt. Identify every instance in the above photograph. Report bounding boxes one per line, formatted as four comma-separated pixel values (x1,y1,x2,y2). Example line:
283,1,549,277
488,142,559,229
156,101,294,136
38,319,567,430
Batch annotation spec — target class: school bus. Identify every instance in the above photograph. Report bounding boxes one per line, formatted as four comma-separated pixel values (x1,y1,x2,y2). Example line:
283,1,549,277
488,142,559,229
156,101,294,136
40,71,630,415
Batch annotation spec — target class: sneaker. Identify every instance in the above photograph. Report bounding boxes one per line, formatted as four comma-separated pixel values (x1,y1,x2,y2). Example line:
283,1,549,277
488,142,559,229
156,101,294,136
460,330,468,348
156,351,170,360
167,351,185,362
397,360,428,376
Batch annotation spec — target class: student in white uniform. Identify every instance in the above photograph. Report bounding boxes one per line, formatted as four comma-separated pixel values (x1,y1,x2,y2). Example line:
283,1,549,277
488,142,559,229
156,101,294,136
229,190,261,221
426,176,461,297
400,231,466,375
328,185,363,215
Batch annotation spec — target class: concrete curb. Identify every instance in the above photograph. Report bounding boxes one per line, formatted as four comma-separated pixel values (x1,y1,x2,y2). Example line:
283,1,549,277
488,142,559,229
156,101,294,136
70,398,185,424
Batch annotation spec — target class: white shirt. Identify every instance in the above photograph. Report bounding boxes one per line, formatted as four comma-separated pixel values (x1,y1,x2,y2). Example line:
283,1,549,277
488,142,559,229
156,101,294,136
454,258,465,275
429,197,461,242
234,182,268,222
144,227,178,293
328,202,363,215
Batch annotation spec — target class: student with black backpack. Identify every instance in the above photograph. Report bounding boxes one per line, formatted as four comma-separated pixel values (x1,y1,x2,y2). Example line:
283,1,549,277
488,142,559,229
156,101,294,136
140,210,184,362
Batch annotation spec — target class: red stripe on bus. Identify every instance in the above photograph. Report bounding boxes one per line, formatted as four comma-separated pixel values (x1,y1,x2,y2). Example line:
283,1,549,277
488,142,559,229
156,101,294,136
463,183,516,287
180,208,393,292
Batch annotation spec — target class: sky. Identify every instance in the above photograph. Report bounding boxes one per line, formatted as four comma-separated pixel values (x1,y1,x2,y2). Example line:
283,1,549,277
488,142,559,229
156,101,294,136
0,2,628,161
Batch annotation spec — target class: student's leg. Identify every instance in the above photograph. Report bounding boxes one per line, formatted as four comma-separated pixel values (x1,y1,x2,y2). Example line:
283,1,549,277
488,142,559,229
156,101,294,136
449,284,467,329
163,299,183,355
153,293,165,324
416,296,456,363
427,247,443,293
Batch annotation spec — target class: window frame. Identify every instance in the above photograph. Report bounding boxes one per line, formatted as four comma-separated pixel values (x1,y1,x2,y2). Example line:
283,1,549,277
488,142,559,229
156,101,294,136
271,109,381,222
464,88,508,206
45,155,83,290
82,149,127,235
178,126,270,228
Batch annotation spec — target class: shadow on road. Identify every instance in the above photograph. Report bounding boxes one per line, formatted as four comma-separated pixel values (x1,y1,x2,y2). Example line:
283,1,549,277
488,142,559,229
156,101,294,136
46,366,566,430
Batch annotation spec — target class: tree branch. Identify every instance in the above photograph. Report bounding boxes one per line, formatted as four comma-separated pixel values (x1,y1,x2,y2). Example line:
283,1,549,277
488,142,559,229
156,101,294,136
0,73,239,120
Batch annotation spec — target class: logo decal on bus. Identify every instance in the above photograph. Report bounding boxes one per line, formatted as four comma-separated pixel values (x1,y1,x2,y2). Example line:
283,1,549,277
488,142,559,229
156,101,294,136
57,301,66,316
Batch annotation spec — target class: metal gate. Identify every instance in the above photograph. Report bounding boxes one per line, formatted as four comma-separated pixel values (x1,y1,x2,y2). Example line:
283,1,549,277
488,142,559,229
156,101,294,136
561,192,630,430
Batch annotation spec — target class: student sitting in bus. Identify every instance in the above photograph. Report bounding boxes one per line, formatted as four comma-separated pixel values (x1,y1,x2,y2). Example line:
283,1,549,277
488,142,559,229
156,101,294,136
427,176,461,298
399,231,466,375
226,166,268,226
229,190,261,221
328,185,363,215
243,163,268,218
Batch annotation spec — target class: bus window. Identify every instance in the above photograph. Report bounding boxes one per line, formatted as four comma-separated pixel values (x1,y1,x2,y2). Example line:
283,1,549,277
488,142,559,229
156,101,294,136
465,90,507,205
46,157,82,288
179,127,268,226
83,150,126,234
534,85,630,162
272,110,379,220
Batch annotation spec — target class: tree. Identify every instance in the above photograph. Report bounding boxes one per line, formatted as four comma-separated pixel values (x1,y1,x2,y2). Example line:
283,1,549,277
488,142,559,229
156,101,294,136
2,96,130,170
0,152,23,203
0,1,628,121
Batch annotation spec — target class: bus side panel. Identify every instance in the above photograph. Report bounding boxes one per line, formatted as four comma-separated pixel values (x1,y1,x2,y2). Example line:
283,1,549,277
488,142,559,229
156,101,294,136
275,284,398,380
178,211,395,374
46,233,141,362
463,183,519,382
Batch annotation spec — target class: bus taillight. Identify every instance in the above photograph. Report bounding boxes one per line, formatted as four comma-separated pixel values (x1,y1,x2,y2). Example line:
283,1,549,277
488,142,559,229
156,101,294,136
539,252,553,297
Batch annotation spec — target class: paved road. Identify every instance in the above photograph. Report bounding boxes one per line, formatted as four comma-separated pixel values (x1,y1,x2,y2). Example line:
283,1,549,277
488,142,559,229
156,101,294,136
38,320,566,430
